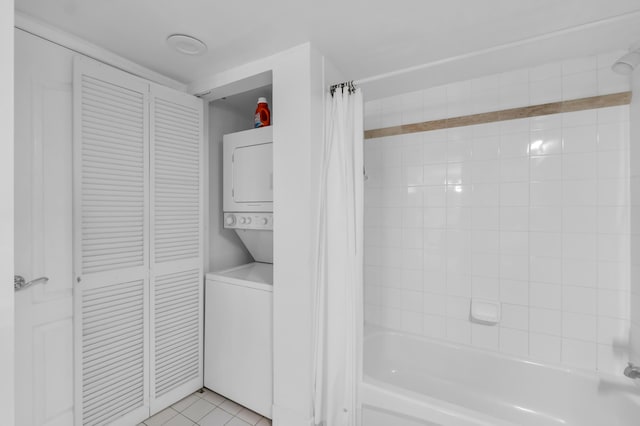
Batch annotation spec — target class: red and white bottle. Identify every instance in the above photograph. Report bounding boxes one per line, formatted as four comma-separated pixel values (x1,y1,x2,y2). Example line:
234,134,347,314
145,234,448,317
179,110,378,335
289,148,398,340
254,97,271,128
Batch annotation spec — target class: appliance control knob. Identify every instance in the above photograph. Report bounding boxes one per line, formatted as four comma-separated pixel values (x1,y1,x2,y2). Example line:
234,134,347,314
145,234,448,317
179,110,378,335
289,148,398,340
225,215,236,226
261,217,268,225
240,217,247,224
246,217,252,224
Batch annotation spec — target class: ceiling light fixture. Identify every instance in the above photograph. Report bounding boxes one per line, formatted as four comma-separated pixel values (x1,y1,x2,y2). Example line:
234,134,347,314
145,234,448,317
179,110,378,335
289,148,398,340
612,43,640,75
167,34,207,56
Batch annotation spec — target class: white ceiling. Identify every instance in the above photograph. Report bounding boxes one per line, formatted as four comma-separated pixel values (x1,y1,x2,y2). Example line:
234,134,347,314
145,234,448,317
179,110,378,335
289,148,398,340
15,0,640,97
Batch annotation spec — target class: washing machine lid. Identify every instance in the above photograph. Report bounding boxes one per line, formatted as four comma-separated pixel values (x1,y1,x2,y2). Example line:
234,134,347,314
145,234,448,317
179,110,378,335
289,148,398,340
207,262,273,287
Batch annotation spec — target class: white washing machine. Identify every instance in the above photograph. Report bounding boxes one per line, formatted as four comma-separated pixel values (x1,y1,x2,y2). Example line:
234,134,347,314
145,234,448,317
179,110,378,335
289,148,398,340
204,261,272,418
205,127,274,418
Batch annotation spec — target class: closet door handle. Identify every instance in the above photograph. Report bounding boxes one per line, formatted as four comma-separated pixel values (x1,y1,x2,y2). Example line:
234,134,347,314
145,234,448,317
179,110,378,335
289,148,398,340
14,275,49,291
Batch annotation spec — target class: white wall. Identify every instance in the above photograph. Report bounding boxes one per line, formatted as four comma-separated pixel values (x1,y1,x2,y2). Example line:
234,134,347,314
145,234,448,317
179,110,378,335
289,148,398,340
208,100,254,271
629,66,640,366
364,52,632,375
0,2,14,425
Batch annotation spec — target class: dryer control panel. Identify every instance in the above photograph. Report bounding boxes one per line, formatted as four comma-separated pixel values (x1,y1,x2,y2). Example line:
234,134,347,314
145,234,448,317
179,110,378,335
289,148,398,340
224,212,273,230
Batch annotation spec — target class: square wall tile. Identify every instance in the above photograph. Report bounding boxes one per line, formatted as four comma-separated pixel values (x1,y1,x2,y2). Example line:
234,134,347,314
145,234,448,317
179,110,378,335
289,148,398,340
562,206,596,234
446,318,472,344
562,259,597,288
529,257,562,285
530,307,562,336
530,282,561,310
500,132,530,158
500,182,529,206
562,338,597,370
500,280,529,306
500,328,529,356
563,152,597,180
472,323,500,350
562,70,598,100
423,314,447,339
500,206,529,231
531,155,561,181
562,180,597,206
598,122,629,152
530,333,562,363
529,207,562,232
531,182,562,206
500,157,530,182
529,232,562,258
501,304,529,331
472,276,499,300
530,77,562,105
563,110,598,128
598,150,629,179
562,312,597,341
401,311,423,334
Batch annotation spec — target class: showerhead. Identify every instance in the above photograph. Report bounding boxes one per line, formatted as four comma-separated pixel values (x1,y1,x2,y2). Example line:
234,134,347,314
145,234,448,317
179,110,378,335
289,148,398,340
612,44,640,75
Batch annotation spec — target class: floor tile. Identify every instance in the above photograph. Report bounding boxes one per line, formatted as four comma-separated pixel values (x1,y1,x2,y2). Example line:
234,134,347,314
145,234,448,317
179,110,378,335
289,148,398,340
236,408,262,425
201,388,226,406
256,418,271,426
144,407,179,426
225,418,252,426
198,407,234,426
181,398,215,422
172,394,201,412
163,413,195,426
218,399,243,416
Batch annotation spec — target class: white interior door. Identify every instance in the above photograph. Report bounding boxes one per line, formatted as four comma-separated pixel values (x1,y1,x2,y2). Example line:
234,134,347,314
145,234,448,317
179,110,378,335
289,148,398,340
149,84,204,413
14,29,76,426
73,57,150,426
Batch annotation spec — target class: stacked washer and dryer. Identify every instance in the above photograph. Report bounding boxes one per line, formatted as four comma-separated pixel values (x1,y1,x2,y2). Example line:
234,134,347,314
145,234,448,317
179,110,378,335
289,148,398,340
204,126,273,418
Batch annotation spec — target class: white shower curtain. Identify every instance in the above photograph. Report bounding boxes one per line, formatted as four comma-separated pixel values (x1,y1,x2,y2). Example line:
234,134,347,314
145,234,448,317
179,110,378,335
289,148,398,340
313,83,364,426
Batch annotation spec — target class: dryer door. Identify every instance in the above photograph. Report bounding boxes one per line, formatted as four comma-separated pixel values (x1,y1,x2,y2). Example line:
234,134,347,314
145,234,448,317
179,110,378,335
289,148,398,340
233,142,272,203
223,126,273,212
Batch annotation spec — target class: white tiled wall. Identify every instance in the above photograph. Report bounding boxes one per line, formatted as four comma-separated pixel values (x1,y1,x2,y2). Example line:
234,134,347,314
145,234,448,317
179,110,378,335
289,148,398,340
363,52,632,375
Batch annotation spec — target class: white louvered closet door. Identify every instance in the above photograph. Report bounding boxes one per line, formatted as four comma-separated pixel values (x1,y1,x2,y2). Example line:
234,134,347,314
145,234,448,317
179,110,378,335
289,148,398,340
73,58,150,426
149,84,204,413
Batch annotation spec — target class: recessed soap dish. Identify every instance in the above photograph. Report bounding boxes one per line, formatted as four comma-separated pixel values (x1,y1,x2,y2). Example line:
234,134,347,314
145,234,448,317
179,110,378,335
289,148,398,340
470,299,501,325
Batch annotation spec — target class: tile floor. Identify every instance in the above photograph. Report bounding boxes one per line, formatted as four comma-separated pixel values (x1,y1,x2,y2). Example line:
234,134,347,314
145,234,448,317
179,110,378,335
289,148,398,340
139,388,271,426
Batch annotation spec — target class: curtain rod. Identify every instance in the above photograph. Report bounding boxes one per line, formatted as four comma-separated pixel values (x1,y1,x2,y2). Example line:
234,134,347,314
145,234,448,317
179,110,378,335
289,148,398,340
345,9,640,88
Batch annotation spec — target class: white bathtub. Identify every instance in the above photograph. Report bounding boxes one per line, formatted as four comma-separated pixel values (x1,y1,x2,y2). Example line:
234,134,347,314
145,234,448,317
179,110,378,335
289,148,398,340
362,329,640,426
